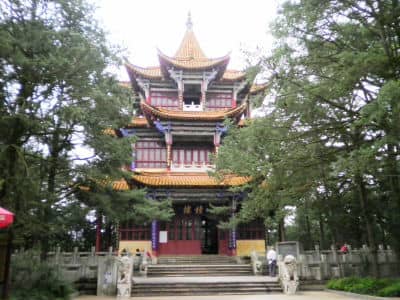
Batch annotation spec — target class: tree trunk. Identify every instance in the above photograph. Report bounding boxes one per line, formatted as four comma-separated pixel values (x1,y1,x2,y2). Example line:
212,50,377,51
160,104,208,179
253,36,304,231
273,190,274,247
95,213,102,252
104,221,113,249
278,219,286,242
319,215,326,249
305,214,313,249
41,128,61,260
355,174,379,277
386,144,400,254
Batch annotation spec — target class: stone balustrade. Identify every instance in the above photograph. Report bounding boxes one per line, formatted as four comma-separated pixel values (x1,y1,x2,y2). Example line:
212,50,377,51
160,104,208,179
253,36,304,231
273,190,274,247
256,244,399,282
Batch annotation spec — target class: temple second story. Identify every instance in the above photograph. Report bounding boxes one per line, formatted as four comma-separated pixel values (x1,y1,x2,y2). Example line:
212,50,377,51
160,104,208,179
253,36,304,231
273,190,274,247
121,14,266,173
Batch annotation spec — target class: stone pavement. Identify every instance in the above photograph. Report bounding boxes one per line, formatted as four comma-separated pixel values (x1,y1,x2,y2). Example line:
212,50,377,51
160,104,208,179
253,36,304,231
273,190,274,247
73,291,396,300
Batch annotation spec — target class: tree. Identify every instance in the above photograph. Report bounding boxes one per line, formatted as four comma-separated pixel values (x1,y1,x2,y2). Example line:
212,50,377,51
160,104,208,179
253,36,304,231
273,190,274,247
216,0,400,277
0,0,172,253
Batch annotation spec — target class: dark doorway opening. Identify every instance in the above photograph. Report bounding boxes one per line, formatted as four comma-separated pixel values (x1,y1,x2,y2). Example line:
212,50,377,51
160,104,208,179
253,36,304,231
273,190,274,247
201,217,218,254
183,84,201,105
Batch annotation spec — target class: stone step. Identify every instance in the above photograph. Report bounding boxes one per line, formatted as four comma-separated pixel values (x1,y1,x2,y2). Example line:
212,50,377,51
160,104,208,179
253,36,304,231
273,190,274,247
149,264,250,269
73,277,97,295
148,272,253,277
131,282,282,296
148,264,253,277
158,255,237,265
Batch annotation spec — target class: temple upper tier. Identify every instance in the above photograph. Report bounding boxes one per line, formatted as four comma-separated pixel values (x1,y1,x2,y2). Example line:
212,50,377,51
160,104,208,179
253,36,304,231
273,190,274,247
111,15,268,257
124,15,265,121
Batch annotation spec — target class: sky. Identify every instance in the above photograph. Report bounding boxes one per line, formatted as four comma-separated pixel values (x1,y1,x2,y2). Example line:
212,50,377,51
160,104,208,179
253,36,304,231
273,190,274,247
94,0,281,80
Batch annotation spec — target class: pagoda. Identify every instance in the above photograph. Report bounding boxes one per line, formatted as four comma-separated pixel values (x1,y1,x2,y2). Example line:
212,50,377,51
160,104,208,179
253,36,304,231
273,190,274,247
117,14,266,257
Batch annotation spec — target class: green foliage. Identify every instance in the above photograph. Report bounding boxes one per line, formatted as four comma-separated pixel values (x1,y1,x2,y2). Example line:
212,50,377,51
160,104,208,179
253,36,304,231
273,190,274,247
11,250,74,300
216,0,400,259
0,0,171,253
377,282,400,297
327,277,400,297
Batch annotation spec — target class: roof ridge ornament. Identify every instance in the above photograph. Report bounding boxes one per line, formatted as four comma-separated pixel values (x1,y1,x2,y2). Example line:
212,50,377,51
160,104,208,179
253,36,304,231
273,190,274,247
186,11,193,31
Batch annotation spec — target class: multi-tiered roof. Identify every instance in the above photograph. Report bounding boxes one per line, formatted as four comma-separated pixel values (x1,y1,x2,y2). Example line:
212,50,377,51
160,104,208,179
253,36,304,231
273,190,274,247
114,14,266,190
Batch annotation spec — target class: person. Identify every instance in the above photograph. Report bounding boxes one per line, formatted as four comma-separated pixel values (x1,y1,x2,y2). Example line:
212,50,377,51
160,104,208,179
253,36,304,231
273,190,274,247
120,248,128,256
135,248,141,257
267,246,277,277
340,243,348,254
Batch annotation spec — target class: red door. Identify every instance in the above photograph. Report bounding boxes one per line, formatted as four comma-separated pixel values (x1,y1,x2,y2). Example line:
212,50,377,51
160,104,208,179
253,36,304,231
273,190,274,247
218,229,229,255
159,216,201,255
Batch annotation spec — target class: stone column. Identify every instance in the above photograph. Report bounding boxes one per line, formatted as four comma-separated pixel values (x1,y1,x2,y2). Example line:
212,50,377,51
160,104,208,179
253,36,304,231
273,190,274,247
178,89,183,110
165,131,172,170
201,81,206,108
166,143,172,170
214,131,221,155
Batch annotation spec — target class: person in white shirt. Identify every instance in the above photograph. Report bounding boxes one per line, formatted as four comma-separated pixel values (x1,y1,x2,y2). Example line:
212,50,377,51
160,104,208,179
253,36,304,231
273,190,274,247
267,246,277,276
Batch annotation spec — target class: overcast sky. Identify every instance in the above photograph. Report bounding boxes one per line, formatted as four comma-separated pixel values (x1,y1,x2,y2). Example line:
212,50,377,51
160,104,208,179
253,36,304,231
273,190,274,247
94,0,281,80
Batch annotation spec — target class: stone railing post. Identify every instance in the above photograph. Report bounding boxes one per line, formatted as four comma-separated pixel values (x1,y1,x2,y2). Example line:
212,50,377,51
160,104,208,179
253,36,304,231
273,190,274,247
139,248,148,276
314,244,320,261
97,253,118,296
298,254,310,279
116,256,133,298
330,245,341,277
55,246,61,266
320,254,329,279
72,247,79,265
88,246,96,266
250,251,262,275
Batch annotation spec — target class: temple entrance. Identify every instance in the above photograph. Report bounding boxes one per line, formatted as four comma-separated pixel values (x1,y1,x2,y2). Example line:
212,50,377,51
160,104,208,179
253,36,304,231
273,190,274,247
201,217,218,254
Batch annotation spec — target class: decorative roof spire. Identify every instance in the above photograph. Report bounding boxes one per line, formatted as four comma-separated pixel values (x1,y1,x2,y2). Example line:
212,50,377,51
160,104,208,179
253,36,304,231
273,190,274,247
186,11,193,31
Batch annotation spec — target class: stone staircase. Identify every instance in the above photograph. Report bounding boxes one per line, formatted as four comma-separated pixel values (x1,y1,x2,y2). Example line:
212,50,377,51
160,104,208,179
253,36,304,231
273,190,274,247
131,255,282,296
157,255,238,265
74,277,97,295
147,264,254,277
131,280,282,296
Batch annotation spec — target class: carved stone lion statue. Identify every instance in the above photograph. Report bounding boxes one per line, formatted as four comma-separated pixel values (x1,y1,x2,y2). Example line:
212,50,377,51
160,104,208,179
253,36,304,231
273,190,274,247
279,254,299,294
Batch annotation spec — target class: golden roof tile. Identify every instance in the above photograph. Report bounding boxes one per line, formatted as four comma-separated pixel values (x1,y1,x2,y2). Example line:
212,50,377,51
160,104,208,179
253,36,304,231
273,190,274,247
119,81,131,88
158,21,230,70
238,119,247,127
132,172,250,187
250,83,268,94
141,101,246,121
112,179,130,190
129,116,149,127
126,63,243,81
222,69,246,81
103,128,117,136
126,63,162,79
79,179,130,191
174,28,207,60
158,50,230,70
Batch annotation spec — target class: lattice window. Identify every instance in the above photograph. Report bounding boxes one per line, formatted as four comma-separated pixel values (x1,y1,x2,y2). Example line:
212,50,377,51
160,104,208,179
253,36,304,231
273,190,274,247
150,91,179,109
237,220,265,240
119,221,150,241
165,216,201,241
172,147,213,165
206,92,233,110
135,141,167,168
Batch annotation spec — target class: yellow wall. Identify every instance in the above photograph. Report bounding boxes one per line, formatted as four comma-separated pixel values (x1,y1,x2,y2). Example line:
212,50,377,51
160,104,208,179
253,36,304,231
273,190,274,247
236,240,265,256
118,241,152,256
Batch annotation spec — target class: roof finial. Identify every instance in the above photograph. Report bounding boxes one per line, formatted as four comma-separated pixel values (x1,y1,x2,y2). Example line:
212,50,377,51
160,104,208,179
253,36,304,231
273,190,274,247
186,11,193,31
